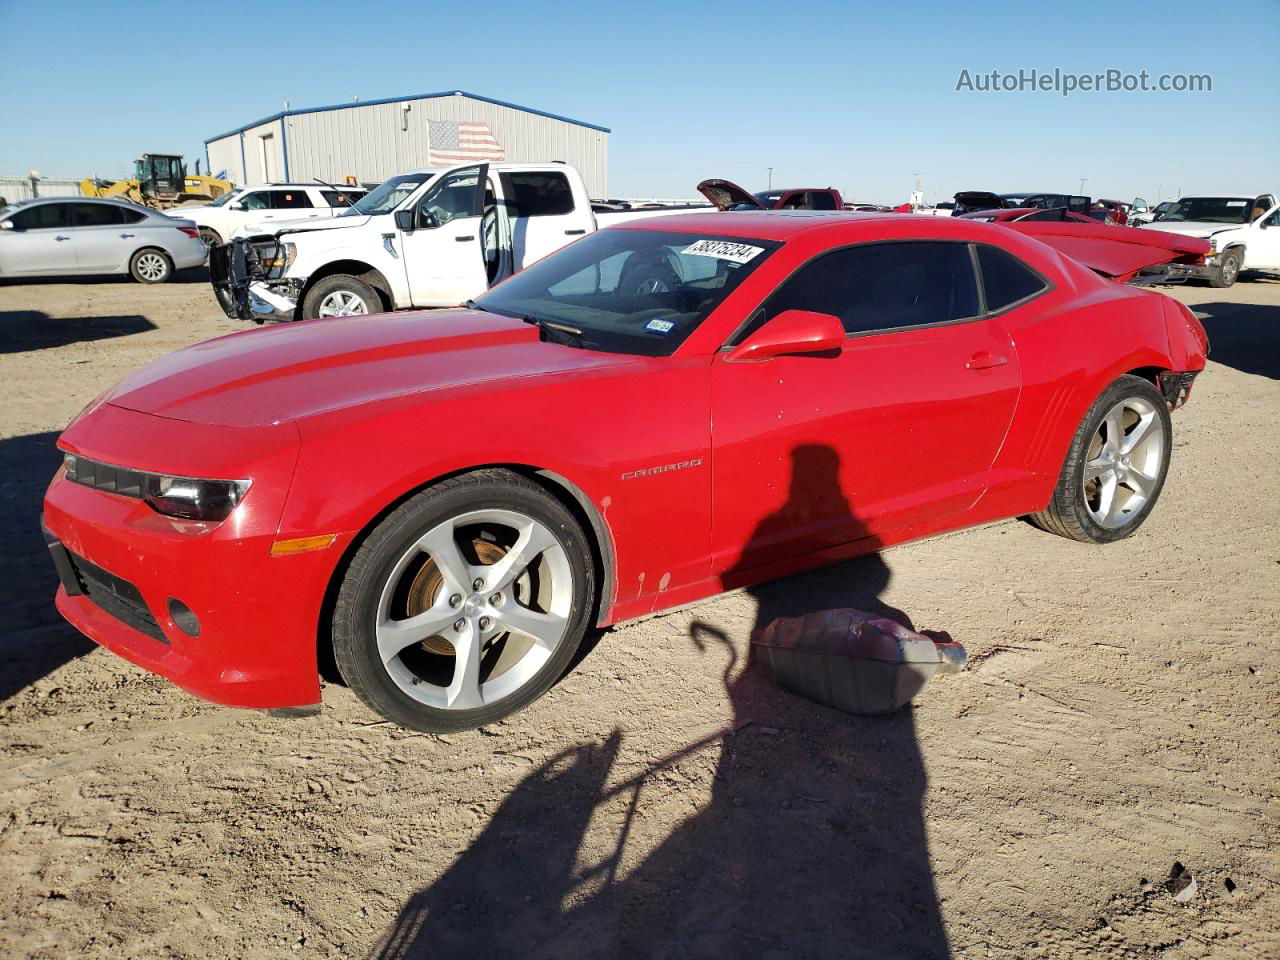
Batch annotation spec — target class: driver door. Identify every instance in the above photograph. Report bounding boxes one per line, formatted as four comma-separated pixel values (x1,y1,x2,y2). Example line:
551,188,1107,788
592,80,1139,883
1246,203,1280,269
402,164,491,307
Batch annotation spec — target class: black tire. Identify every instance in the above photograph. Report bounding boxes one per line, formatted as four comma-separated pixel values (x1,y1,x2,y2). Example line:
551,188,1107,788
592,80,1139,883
1029,374,1172,544
301,274,380,320
198,228,222,250
128,248,173,284
331,469,596,732
619,259,681,295
1209,248,1242,288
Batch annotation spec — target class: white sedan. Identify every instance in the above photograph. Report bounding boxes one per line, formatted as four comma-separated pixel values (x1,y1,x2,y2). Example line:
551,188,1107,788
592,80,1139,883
0,197,206,283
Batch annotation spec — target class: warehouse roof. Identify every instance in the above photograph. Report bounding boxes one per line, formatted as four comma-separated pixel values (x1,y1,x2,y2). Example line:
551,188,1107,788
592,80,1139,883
205,90,610,143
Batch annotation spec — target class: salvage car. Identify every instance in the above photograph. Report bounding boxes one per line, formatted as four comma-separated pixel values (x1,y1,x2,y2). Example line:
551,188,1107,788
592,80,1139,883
697,179,844,211
0,197,206,283
1136,194,1279,287
44,211,1208,731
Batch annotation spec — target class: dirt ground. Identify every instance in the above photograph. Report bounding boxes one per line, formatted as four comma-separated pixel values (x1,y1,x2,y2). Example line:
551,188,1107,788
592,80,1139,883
0,269,1276,960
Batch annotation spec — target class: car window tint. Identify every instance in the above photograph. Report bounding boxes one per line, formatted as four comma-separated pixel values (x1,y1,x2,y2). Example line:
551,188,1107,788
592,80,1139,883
71,203,123,227
118,207,146,224
10,203,70,230
810,191,838,211
270,190,313,209
762,241,981,337
321,190,365,207
977,244,1048,311
239,192,270,210
505,173,574,217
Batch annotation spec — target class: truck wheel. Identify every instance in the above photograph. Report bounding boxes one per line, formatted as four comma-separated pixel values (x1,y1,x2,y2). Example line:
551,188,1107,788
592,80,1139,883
302,275,379,319
199,228,222,250
331,469,596,732
1209,249,1241,288
129,248,172,284
1029,374,1172,543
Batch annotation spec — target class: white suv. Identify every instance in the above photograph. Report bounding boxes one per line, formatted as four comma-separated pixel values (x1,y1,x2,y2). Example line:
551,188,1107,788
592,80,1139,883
174,184,367,248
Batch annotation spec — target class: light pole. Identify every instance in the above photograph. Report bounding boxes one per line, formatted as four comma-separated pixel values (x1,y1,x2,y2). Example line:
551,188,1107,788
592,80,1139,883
1078,178,1087,195
767,167,773,189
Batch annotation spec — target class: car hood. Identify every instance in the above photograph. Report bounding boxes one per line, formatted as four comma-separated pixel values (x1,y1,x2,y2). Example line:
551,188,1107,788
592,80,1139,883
1135,220,1236,238
101,309,638,428
696,178,764,211
235,214,373,239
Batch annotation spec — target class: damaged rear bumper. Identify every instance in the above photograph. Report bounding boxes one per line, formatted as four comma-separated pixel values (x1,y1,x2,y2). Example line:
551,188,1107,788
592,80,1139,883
209,238,303,324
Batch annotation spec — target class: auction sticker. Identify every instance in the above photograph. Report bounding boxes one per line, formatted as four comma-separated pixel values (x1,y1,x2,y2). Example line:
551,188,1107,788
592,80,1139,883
645,318,675,334
681,239,764,263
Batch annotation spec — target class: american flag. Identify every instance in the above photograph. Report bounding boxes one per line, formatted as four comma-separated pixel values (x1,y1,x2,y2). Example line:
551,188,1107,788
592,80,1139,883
427,120,506,165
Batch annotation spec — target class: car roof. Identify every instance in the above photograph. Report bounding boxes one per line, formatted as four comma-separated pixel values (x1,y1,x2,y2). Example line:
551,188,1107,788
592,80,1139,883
18,196,152,211
258,183,366,190
613,209,1012,243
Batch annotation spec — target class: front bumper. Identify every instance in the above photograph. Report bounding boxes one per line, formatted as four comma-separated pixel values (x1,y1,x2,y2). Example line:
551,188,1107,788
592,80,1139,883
209,239,302,323
43,405,345,710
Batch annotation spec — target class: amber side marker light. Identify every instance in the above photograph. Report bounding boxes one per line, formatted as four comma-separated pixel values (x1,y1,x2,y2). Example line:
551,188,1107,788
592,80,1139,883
270,534,338,556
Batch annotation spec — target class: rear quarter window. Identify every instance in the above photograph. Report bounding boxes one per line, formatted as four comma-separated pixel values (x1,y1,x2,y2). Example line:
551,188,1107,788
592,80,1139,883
976,244,1049,312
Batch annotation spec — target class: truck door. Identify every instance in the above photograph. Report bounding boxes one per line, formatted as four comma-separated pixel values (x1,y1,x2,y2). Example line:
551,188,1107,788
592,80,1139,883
500,170,594,270
401,164,491,307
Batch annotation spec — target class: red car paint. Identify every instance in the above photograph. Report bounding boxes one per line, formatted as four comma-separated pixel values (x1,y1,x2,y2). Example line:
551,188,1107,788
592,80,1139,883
43,212,1208,710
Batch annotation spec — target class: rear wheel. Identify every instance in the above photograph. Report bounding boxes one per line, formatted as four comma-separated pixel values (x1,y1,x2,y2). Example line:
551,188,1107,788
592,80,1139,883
1209,249,1241,288
1030,375,1172,543
302,274,379,319
331,470,595,732
198,228,222,250
129,248,172,284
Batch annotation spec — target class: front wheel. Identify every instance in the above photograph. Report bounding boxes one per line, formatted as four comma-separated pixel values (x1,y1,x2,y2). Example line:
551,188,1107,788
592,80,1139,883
1030,374,1172,543
302,274,379,319
1209,249,1241,288
331,470,596,732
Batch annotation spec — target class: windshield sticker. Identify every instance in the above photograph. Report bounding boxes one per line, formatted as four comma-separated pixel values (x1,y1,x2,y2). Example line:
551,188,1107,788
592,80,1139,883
1225,200,1246,206
681,239,765,264
645,318,675,334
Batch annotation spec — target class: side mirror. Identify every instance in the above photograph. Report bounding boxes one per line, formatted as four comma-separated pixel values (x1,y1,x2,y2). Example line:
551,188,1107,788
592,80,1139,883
726,309,846,362
394,208,415,232
228,201,244,211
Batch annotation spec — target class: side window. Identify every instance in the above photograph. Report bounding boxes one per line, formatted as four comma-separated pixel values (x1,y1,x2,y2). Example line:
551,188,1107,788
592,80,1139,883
761,241,980,337
505,173,575,217
1252,195,1275,222
10,203,70,230
418,168,483,225
118,207,146,224
976,244,1048,312
321,190,364,208
239,192,270,211
70,203,124,227
270,190,313,209
1022,209,1066,222
777,192,808,210
809,191,838,211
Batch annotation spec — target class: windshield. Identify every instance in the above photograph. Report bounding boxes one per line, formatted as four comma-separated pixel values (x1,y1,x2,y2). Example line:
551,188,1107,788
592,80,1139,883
1160,197,1252,224
473,229,780,357
208,188,244,208
344,174,431,216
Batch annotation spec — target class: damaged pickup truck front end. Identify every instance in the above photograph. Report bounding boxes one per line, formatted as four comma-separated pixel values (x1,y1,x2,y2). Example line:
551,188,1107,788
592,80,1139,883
209,237,303,323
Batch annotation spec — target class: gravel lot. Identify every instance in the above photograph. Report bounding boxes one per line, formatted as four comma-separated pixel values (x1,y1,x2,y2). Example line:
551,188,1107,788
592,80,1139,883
1,269,1277,959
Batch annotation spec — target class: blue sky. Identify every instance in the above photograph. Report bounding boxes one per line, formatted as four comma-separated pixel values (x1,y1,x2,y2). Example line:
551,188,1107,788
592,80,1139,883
2,0,1276,204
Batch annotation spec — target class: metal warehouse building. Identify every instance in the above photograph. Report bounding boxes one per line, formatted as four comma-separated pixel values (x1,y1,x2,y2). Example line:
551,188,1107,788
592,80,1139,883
205,90,610,197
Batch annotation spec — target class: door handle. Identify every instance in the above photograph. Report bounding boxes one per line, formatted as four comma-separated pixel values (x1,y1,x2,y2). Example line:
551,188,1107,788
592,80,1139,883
55,235,71,241
455,235,475,242
564,229,586,235
119,233,135,239
966,352,1008,370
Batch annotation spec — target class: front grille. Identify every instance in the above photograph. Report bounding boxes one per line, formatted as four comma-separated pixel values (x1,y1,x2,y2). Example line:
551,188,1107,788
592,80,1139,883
65,455,145,499
66,549,168,644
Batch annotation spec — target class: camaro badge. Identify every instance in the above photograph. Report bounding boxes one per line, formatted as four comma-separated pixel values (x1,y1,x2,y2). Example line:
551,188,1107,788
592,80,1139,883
621,458,704,480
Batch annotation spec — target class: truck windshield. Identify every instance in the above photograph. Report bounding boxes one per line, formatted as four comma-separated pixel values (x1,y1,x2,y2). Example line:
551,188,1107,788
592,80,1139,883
472,229,779,357
1160,198,1252,224
343,174,430,216
208,188,244,208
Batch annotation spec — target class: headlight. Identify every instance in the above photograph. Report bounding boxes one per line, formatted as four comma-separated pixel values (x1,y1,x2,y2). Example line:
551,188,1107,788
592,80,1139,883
62,453,250,522
1206,236,1218,251
260,242,296,271
143,475,251,522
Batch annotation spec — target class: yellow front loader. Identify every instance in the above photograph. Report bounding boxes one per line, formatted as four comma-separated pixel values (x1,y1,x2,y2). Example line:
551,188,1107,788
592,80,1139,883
81,153,233,210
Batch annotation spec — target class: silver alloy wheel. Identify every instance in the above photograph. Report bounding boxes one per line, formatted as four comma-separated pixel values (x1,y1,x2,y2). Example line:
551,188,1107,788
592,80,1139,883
1082,396,1165,529
375,509,573,710
136,252,168,281
1220,254,1240,285
317,290,370,317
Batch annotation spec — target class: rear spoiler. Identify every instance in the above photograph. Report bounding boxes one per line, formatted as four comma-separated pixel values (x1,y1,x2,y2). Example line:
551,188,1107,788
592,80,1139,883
1001,222,1211,283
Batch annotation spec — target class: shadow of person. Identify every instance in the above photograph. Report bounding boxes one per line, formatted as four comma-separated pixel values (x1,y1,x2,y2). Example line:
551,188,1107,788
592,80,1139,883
371,445,950,959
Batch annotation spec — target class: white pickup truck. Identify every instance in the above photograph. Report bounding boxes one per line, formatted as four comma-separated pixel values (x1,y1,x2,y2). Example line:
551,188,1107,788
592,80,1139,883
1135,193,1279,287
212,163,706,322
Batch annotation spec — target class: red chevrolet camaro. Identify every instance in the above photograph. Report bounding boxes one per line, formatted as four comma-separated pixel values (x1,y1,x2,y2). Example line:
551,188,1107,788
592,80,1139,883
43,211,1208,731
